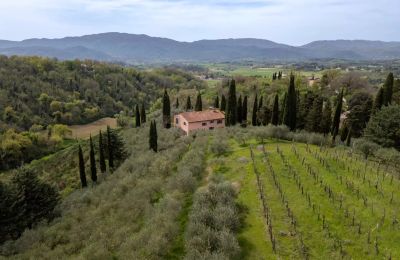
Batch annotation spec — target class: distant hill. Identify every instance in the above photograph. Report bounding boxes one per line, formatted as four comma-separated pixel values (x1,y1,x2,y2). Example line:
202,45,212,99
1,33,400,63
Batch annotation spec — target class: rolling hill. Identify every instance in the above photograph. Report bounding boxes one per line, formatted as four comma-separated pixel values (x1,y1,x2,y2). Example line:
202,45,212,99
1,33,400,63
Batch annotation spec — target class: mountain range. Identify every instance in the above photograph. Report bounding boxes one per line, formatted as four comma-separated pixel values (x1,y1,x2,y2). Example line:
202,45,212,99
1,32,400,63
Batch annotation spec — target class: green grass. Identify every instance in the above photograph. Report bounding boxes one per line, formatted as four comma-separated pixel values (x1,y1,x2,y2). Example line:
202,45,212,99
208,139,400,259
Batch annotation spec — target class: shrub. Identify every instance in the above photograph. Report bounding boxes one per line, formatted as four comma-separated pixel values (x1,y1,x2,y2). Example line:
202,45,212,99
185,178,240,259
353,138,380,159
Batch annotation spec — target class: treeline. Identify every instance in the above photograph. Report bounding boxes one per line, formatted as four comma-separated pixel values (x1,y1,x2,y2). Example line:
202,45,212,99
0,55,204,132
201,73,399,150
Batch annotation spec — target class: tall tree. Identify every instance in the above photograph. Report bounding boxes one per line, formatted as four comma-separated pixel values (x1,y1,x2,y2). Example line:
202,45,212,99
220,95,226,111
89,135,97,183
149,121,158,152
175,98,179,109
99,131,106,173
258,96,263,110
383,72,394,106
347,93,373,137
135,104,141,128
226,79,237,126
331,89,344,139
321,100,332,135
271,94,279,126
279,92,287,125
305,95,323,132
214,96,220,108
242,96,248,123
297,91,315,130
346,127,352,146
185,96,192,111
252,94,258,126
78,144,87,188
195,92,203,111
283,74,297,130
107,126,114,170
237,95,243,123
162,89,171,128
372,87,384,114
140,103,146,123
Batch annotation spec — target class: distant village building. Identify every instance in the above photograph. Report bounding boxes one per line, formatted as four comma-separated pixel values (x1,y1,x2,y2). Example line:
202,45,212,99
174,109,225,135
308,76,320,87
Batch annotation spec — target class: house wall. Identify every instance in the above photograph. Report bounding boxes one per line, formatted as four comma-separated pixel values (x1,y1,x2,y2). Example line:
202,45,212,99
174,115,189,134
174,115,225,135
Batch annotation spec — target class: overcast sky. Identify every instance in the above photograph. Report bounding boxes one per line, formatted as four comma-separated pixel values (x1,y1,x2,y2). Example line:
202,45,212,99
0,0,399,45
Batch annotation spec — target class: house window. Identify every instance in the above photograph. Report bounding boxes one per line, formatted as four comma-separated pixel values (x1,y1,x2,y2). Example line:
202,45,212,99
210,120,214,123
209,127,214,130
217,120,223,124
202,122,207,126
184,122,187,126
175,118,179,124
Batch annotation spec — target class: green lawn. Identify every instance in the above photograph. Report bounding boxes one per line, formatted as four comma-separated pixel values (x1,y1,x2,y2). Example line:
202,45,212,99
208,139,400,259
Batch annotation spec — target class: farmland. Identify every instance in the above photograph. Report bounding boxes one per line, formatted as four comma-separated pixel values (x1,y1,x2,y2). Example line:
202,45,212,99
67,117,117,139
208,138,400,259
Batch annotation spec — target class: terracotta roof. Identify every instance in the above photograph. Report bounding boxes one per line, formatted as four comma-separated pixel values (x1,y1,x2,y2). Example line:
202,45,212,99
179,109,225,123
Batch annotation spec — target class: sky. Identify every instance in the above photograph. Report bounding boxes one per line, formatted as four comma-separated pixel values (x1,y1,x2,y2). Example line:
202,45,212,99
0,0,399,45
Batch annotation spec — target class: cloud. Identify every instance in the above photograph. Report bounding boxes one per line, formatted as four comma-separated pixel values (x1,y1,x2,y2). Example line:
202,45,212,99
0,0,399,45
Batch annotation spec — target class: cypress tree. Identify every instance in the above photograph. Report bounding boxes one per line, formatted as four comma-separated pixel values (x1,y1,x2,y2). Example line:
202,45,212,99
237,95,243,123
383,72,394,106
149,121,153,151
89,135,97,183
258,96,263,110
346,127,352,146
220,95,226,111
297,91,315,130
321,100,332,135
78,145,87,188
242,96,248,122
271,94,279,126
175,98,179,109
135,104,141,128
140,103,146,123
306,95,323,133
372,87,384,113
185,96,192,111
149,121,158,152
214,96,220,108
99,131,106,173
195,92,203,111
162,89,171,128
280,92,287,125
340,124,349,142
283,74,297,130
331,89,343,139
226,79,237,126
107,126,114,170
252,94,258,126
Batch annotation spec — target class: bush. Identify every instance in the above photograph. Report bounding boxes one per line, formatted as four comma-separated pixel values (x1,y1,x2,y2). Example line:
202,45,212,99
209,134,229,156
185,178,240,259
353,138,380,159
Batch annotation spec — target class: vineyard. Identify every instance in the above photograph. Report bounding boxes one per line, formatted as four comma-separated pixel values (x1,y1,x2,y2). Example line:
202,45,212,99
209,139,400,259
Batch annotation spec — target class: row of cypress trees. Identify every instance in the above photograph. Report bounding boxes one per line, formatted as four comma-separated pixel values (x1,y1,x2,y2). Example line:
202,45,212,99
135,103,147,128
78,126,126,188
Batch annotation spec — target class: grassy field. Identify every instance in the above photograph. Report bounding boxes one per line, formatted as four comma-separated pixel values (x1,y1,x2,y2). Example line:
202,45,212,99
204,63,323,78
68,117,117,139
208,139,400,259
